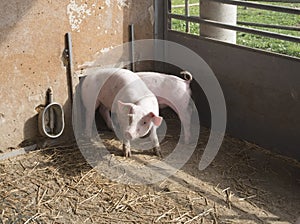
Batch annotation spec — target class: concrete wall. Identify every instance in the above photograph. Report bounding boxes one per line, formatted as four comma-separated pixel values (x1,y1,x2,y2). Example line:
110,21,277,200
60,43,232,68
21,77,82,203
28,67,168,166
0,0,154,152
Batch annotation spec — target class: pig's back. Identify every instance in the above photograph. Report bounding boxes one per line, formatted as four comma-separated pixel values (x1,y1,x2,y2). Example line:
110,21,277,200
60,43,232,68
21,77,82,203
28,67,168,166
98,69,153,109
136,72,191,95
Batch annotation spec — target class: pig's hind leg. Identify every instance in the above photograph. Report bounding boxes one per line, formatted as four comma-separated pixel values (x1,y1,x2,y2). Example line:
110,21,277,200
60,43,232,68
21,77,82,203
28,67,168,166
98,103,113,130
168,98,192,144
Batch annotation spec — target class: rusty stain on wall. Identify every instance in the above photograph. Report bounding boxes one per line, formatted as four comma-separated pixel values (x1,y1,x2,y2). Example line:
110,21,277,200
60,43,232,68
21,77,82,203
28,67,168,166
0,0,153,152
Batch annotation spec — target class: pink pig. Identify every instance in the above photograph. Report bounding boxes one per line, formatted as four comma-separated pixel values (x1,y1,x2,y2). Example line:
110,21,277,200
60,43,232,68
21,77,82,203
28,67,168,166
80,68,163,157
136,71,193,143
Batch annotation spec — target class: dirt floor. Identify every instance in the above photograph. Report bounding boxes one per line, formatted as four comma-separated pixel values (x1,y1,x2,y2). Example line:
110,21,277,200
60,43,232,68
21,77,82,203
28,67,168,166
1,113,300,224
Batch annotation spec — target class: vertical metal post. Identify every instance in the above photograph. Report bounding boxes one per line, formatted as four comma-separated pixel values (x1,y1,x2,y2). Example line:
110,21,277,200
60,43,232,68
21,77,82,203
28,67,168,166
200,0,237,43
185,0,190,33
154,0,167,72
129,24,136,72
156,0,170,73
167,0,171,31
199,0,201,36
64,32,74,105
154,0,164,40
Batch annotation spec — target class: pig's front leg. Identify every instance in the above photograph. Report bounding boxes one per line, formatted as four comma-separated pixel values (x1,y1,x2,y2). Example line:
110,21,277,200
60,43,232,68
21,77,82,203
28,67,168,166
150,127,162,157
122,139,132,157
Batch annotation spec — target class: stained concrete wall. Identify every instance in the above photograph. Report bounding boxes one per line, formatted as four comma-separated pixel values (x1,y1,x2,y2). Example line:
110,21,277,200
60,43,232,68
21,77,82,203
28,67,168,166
0,0,154,152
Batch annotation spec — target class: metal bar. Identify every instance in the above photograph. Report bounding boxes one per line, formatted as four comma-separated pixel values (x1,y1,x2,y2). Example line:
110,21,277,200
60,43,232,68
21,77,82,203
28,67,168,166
238,21,300,32
172,2,199,8
210,0,300,15
170,1,300,7
167,0,172,30
64,32,74,105
168,14,300,43
154,0,159,39
154,0,165,39
185,0,190,33
246,0,300,3
129,24,136,72
0,144,37,161
200,18,300,43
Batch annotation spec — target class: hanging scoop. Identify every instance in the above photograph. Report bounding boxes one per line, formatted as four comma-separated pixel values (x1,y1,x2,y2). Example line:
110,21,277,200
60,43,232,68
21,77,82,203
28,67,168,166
38,87,65,138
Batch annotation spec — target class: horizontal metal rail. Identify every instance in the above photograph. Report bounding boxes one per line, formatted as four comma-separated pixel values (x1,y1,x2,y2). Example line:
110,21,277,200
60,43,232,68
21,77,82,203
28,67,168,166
169,14,300,43
209,0,300,14
172,3,199,8
246,0,300,3
237,21,300,32
171,0,300,7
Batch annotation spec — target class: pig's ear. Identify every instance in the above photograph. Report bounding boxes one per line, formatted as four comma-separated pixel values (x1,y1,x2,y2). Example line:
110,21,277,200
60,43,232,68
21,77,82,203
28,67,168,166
118,101,134,113
148,112,163,126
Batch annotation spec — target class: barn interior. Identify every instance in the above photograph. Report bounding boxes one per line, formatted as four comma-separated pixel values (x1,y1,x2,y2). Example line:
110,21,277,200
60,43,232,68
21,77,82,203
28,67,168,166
0,0,299,223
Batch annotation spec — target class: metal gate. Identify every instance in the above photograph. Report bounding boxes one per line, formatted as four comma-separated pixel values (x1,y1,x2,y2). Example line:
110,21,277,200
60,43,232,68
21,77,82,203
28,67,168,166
155,0,300,160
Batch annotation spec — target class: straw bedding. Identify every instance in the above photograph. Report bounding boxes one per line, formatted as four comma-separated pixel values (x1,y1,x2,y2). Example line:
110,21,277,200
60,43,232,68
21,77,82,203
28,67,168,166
1,116,299,223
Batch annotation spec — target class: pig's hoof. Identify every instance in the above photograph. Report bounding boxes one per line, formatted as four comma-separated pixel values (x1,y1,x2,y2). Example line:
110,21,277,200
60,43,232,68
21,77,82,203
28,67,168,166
153,146,162,157
122,144,132,157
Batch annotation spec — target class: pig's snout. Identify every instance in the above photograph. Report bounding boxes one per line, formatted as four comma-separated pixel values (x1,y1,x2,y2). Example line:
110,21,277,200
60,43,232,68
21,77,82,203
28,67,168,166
124,131,133,140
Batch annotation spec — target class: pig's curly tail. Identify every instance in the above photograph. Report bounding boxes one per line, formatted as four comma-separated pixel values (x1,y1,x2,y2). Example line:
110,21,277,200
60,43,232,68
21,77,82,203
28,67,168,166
180,71,193,81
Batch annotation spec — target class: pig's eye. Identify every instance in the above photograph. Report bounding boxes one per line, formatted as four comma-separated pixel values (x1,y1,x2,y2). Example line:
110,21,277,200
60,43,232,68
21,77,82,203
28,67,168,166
143,121,147,125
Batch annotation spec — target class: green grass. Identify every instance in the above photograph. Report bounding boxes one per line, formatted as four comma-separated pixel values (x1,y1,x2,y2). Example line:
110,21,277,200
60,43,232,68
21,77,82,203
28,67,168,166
170,1,300,58
171,0,200,16
237,3,300,57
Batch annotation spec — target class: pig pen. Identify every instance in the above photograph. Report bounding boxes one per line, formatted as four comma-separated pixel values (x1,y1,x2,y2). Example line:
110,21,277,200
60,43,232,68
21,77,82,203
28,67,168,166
0,108,300,224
